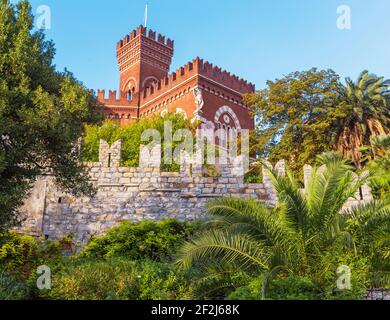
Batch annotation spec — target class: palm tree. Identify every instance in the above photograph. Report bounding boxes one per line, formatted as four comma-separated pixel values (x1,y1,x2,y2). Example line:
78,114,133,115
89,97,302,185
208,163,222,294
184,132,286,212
371,135,390,157
368,135,390,201
177,153,390,297
333,71,390,168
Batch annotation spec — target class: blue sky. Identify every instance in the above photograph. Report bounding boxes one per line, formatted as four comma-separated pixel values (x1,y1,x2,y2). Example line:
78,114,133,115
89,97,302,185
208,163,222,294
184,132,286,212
21,0,390,91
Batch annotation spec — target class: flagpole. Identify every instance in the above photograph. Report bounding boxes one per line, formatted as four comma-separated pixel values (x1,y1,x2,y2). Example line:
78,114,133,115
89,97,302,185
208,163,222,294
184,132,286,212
144,3,148,28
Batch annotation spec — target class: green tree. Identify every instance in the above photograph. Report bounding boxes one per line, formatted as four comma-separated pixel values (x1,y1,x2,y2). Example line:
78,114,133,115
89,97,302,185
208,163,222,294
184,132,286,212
177,153,390,298
333,71,390,168
244,69,342,175
83,113,193,171
0,0,102,229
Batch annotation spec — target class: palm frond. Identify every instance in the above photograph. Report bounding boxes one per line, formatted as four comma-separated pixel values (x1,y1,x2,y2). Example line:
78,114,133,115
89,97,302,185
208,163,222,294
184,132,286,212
207,198,298,253
262,166,309,232
176,229,271,271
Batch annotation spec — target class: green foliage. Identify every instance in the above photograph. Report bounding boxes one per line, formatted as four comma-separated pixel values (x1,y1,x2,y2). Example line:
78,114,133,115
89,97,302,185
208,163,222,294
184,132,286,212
267,276,321,300
83,113,192,171
0,231,63,280
344,202,390,288
226,276,264,300
367,135,390,200
188,262,254,300
244,161,263,183
244,69,342,175
81,219,199,262
319,252,369,300
0,220,198,300
226,286,255,300
177,153,390,299
332,71,390,168
37,258,192,300
0,0,102,229
0,270,28,300
245,69,390,174
226,274,321,301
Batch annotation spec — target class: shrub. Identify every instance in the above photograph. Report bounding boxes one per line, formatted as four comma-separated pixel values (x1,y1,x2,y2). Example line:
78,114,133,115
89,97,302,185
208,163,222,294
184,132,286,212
226,286,255,300
0,270,28,300
319,252,369,300
81,219,198,261
226,276,264,300
266,276,321,300
38,258,192,300
0,232,64,280
134,259,193,300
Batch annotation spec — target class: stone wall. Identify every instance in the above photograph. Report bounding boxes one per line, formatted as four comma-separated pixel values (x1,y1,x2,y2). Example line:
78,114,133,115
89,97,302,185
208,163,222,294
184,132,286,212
17,140,373,243
17,140,276,243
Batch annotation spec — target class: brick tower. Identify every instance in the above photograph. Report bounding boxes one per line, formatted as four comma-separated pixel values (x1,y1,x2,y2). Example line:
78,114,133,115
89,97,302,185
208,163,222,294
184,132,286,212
98,25,255,130
117,25,174,101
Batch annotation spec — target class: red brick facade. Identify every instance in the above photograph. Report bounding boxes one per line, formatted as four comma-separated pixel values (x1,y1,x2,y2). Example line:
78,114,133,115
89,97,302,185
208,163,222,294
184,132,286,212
97,25,255,131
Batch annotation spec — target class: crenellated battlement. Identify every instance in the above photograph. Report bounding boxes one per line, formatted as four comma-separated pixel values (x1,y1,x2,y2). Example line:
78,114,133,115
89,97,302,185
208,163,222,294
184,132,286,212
141,57,255,102
198,58,255,93
141,57,201,101
116,25,174,50
97,89,135,105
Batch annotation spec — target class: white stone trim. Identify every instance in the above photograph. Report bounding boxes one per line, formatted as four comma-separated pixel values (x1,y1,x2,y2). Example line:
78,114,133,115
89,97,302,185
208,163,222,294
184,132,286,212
121,77,138,92
214,106,242,130
142,76,159,88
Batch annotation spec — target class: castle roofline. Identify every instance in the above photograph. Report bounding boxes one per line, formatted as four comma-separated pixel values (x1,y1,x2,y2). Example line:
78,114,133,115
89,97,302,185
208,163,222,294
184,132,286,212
141,57,255,100
194,57,255,93
98,57,255,106
116,25,174,50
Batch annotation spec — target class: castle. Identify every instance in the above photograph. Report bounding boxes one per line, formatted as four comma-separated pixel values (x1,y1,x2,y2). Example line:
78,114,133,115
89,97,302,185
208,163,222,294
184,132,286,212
15,25,374,244
97,25,255,131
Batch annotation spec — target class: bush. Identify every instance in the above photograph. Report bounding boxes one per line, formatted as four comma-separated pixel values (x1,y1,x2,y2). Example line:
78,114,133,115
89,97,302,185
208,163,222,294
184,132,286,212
38,258,192,300
0,232,64,280
266,276,321,300
0,270,28,300
226,276,264,300
319,252,369,300
226,286,255,300
81,219,198,261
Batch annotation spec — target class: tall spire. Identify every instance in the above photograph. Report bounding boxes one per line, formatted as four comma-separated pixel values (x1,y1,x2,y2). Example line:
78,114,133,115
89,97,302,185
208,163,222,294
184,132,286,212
144,3,148,28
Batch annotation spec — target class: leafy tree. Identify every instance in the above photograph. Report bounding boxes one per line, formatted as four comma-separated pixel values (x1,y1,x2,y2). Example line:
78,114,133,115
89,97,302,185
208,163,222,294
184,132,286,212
177,153,390,298
244,69,342,175
332,71,390,168
0,0,102,229
83,113,193,171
